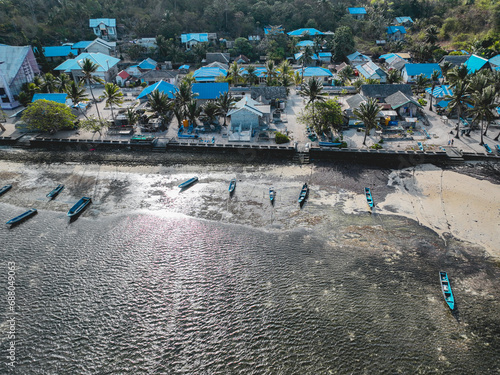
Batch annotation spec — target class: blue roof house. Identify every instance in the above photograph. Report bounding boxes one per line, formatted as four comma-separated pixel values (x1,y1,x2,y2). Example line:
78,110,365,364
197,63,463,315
54,52,120,83
138,58,157,71
318,52,332,63
355,61,387,83
348,7,367,20
296,40,315,48
402,64,442,83
287,28,324,37
39,46,78,62
295,67,333,84
192,82,229,103
488,54,500,69
89,19,117,41
264,25,285,36
387,26,406,42
181,33,209,50
32,93,69,105
137,80,178,101
192,66,227,82
394,17,414,26
464,54,491,74
346,51,371,66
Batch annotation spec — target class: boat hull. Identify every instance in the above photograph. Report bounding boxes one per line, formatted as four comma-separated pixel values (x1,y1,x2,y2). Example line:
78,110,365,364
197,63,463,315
67,197,92,217
47,184,64,199
6,208,37,226
0,184,12,196
439,271,455,310
298,183,308,204
228,179,236,194
269,188,275,204
178,177,199,189
365,188,374,208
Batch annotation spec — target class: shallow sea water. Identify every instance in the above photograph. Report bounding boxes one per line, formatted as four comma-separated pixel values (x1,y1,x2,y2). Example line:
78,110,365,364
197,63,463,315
0,162,499,374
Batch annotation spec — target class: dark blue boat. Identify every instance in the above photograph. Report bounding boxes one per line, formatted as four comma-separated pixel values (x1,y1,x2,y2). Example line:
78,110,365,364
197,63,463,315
67,197,92,217
0,184,12,196
440,271,455,310
178,176,198,189
365,187,374,208
298,183,308,204
46,184,64,199
269,188,276,204
484,144,492,154
228,179,236,194
6,208,37,226
497,144,500,154
318,141,342,147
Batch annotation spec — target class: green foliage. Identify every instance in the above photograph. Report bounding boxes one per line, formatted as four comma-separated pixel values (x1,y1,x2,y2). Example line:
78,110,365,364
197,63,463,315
21,100,76,133
330,26,355,62
299,99,343,135
79,116,110,136
274,131,290,144
370,143,383,149
418,98,428,106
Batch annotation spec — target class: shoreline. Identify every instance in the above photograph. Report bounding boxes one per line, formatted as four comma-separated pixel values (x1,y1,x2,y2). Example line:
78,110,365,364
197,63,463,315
0,151,499,258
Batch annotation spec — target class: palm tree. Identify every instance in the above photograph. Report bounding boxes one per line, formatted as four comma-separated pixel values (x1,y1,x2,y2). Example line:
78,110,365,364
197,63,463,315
103,83,123,121
429,70,441,112
227,61,241,86
468,86,496,144
148,89,172,117
447,65,469,86
386,69,403,84
299,77,328,123
298,45,314,80
445,80,469,139
40,73,56,93
186,100,202,126
439,61,453,83
265,60,277,86
126,108,140,126
79,57,104,119
64,80,88,118
243,66,259,86
353,98,381,146
55,73,72,93
414,74,430,94
216,92,236,126
201,101,221,125
424,25,439,45
173,80,197,123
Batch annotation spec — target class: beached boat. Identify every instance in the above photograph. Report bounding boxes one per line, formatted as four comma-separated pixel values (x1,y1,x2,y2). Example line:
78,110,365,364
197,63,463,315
417,141,424,151
497,144,500,154
6,208,37,226
178,176,198,189
365,187,374,208
439,271,455,310
228,179,236,194
298,183,308,204
0,184,12,196
484,144,492,154
318,141,342,147
269,188,276,204
46,184,64,199
67,197,92,217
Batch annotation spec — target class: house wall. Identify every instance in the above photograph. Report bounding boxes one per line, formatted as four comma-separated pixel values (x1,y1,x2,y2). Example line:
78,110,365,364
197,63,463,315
86,44,113,55
92,26,117,41
230,110,260,131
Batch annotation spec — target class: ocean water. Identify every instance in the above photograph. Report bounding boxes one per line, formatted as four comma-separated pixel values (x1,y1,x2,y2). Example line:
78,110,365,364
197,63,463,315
1,206,499,374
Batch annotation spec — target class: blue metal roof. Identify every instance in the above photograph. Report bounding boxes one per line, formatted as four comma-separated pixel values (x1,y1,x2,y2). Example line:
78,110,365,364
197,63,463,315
264,26,284,35
318,52,332,57
355,61,386,80
192,82,229,100
294,52,319,61
181,33,209,43
403,64,442,79
489,54,500,66
239,67,267,78
192,67,227,82
54,52,120,72
297,67,333,77
138,58,157,70
296,40,315,47
72,41,93,49
38,46,78,58
32,93,68,104
425,85,453,98
465,54,489,73
395,17,413,24
89,19,116,27
137,80,178,100
348,7,367,15
179,65,190,70
287,28,324,36
346,51,371,63
387,26,406,35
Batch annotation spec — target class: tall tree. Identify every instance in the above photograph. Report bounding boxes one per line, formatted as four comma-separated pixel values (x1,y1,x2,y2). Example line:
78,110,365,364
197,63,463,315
79,58,104,119
103,83,123,121
330,26,354,62
55,73,71,93
201,101,221,125
64,80,88,118
299,77,328,124
148,89,172,117
445,81,470,139
429,70,441,112
386,69,403,84
227,61,241,86
298,45,314,80
243,66,259,86
216,92,236,126
21,99,76,133
353,98,381,146
468,86,496,143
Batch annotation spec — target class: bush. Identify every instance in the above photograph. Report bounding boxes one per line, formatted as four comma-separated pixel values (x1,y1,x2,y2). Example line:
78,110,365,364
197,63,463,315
371,143,383,149
418,98,427,106
275,131,290,144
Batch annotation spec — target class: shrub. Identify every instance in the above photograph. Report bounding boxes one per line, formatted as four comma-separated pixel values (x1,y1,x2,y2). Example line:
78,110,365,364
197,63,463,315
418,98,427,106
371,143,383,149
275,131,290,144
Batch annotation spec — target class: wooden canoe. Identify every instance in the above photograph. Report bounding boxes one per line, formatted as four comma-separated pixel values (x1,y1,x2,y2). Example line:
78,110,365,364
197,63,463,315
439,271,455,310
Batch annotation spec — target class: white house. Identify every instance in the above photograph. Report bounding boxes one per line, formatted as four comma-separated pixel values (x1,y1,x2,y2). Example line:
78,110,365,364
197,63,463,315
228,95,270,133
89,19,117,41
355,61,387,83
54,52,120,83
0,45,40,109
85,38,117,56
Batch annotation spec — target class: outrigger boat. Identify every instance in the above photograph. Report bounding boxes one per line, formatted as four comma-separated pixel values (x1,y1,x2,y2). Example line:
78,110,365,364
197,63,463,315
46,184,64,199
6,208,37,226
228,179,236,194
365,187,374,208
67,197,92,217
269,188,276,204
298,183,308,205
178,176,198,189
0,184,12,196
439,271,455,310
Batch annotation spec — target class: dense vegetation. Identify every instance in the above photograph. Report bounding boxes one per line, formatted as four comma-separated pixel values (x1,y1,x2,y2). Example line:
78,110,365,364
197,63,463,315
2,0,500,60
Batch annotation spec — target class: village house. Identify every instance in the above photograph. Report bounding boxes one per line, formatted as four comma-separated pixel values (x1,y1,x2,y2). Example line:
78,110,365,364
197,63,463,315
0,45,40,109
297,67,333,85
393,17,414,26
287,28,324,37
54,52,120,83
181,33,217,50
192,82,229,106
137,80,178,101
193,66,227,82
355,61,387,83
263,25,285,37
346,51,371,66
89,19,117,41
464,54,491,74
39,46,78,63
139,70,177,86
401,63,442,83
348,7,367,20
438,55,469,69
386,26,406,42
205,53,230,65
227,95,271,135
